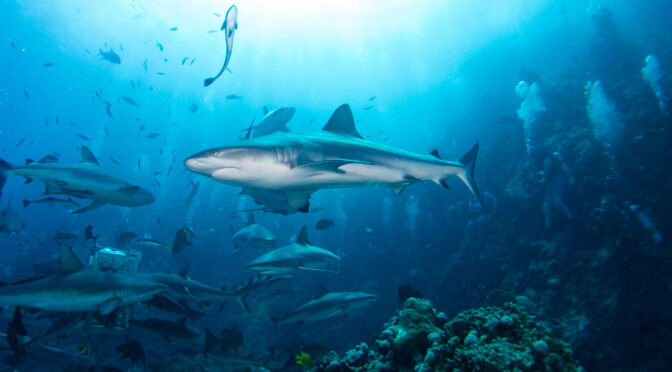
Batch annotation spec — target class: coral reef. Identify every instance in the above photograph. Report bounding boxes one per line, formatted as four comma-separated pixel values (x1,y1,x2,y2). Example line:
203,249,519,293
317,298,583,372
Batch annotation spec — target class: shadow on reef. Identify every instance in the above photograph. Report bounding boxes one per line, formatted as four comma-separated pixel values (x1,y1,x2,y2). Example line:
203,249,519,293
316,298,583,372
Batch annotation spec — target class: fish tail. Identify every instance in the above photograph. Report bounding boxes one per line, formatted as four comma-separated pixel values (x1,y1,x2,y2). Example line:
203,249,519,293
22,200,29,208
231,278,254,313
456,142,484,206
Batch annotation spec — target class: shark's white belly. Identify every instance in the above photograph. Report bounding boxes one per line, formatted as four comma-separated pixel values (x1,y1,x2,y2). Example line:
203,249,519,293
214,161,407,190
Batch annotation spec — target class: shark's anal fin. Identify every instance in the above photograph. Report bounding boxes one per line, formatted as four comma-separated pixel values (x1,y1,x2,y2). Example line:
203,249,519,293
72,201,105,214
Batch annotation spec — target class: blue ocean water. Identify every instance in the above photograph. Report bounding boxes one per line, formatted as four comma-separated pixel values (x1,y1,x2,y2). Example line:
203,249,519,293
1,0,671,371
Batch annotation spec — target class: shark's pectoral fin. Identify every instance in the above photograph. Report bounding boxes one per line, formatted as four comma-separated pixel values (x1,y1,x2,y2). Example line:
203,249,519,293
294,159,373,174
72,201,105,214
97,297,122,315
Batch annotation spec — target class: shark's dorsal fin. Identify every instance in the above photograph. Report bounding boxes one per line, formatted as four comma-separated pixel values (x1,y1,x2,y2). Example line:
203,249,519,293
25,159,34,165
59,246,84,273
247,211,255,226
323,104,363,139
297,225,310,245
178,263,191,279
430,149,443,159
262,106,269,116
80,146,99,165
314,284,329,299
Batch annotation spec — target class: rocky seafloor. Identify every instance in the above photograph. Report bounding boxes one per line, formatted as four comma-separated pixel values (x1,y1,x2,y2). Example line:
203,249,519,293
316,298,583,372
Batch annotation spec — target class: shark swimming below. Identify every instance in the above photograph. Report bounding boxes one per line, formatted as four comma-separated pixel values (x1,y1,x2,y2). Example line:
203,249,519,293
185,104,482,214
232,212,276,251
0,146,154,213
272,291,378,327
246,226,339,276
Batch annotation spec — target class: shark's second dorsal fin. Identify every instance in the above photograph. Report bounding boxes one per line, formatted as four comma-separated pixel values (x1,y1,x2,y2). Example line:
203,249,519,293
297,225,310,245
323,104,363,139
80,146,99,165
247,211,255,226
430,150,443,159
178,263,191,279
59,246,84,273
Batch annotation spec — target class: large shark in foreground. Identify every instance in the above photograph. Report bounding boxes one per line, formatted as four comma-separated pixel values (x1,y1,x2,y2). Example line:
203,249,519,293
185,104,482,214
0,146,154,213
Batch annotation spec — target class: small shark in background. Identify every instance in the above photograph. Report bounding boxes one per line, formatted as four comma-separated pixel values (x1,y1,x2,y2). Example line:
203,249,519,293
185,104,482,214
246,226,339,276
243,107,295,139
98,48,121,64
0,146,154,213
232,211,276,251
204,4,238,87
271,291,378,327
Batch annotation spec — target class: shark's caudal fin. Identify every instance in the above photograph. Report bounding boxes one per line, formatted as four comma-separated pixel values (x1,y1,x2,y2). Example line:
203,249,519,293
0,158,12,190
456,142,484,206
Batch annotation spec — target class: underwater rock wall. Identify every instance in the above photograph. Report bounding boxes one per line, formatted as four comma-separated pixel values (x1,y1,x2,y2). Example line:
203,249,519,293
317,298,583,372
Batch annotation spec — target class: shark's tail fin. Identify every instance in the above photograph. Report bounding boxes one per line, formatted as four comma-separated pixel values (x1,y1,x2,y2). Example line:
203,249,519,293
456,143,484,206
229,278,254,313
0,158,11,191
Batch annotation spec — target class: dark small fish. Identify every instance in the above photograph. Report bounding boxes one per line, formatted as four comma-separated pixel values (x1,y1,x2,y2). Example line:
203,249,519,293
98,48,121,64
189,103,198,113
117,338,145,365
52,232,79,241
204,4,238,87
186,181,200,206
104,126,109,136
207,29,218,34
152,179,161,188
145,133,160,139
55,115,59,126
398,284,424,302
156,72,165,75
142,59,148,73
226,94,243,100
181,57,188,65
84,225,98,241
137,159,141,170
101,100,114,118
363,105,374,110
213,12,221,17
170,26,178,31
109,156,119,164
7,307,27,357
117,231,138,245
130,80,135,88
163,58,168,62
42,63,54,67
156,41,164,51
315,219,334,230
9,39,17,50
190,57,196,65
23,89,29,99
122,96,138,106
77,134,91,141
172,225,194,254
167,165,173,177
15,137,25,147
205,327,244,354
